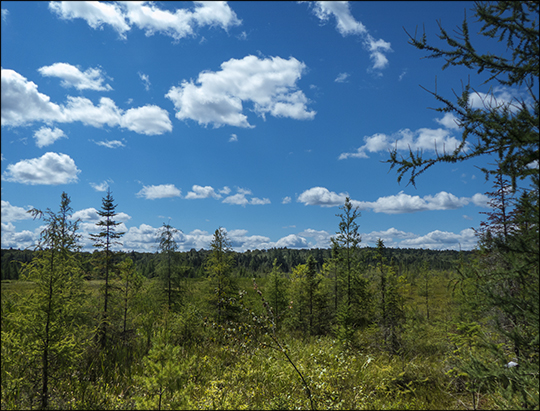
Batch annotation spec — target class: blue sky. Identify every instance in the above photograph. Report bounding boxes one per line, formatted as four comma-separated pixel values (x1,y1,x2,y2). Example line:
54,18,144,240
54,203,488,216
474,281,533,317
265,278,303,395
1,1,525,253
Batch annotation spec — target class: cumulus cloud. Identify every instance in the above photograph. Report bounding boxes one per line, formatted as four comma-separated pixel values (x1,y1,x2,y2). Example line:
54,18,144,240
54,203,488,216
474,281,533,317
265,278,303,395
282,196,292,204
357,191,470,214
1,9,9,22
136,184,181,200
435,112,460,130
297,186,348,207
221,187,270,206
165,55,315,128
275,234,309,249
1,68,66,126
1,200,34,222
38,62,112,91
49,1,131,38
49,1,241,41
229,133,238,142
2,152,80,185
120,105,173,135
33,126,67,148
298,228,332,248
297,186,488,214
306,1,392,72
185,185,221,199
1,68,172,135
72,207,101,222
339,127,467,160
399,228,477,250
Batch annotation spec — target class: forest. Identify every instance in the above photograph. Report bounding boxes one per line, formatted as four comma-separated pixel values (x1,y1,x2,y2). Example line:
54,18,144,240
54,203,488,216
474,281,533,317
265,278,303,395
1,2,538,410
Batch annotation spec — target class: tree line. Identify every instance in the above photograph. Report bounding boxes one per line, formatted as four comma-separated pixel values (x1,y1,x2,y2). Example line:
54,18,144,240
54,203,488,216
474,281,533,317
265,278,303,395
1,242,470,281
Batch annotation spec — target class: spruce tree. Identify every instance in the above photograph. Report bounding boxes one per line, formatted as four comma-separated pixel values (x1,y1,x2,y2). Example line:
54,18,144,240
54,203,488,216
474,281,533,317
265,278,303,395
90,189,125,349
205,227,238,323
156,222,183,311
265,259,288,330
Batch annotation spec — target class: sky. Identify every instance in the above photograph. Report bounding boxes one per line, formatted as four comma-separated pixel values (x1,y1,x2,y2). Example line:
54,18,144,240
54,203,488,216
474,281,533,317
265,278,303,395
1,1,531,253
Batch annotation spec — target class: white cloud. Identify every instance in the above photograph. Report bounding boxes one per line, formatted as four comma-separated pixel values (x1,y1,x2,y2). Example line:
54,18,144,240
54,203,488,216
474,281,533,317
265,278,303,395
229,133,238,142
38,62,112,91
219,186,231,195
185,185,221,199
136,184,181,200
298,228,332,248
223,193,249,206
93,139,125,148
471,193,489,207
282,196,292,204
120,105,173,135
90,180,112,191
335,72,349,83
250,197,270,205
1,201,34,222
307,2,392,71
139,72,151,91
165,55,315,128
33,126,67,148
2,152,80,185
339,127,468,160
435,112,460,130
72,207,101,222
297,186,348,207
399,228,477,250
298,186,487,214
1,68,172,135
2,9,9,22
275,234,309,249
220,187,270,207
49,1,241,41
1,68,66,126
49,1,131,39
310,1,366,35
356,191,469,214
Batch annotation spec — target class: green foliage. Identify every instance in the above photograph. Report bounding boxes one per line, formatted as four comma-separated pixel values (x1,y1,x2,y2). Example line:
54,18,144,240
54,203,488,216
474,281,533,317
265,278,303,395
205,227,239,324
264,259,289,329
389,1,539,188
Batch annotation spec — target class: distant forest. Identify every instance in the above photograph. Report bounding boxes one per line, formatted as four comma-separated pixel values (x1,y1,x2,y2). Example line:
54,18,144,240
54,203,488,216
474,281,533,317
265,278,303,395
1,246,472,281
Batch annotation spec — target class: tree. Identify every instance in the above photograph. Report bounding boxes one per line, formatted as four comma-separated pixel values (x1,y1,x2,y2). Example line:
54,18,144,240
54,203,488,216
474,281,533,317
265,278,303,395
332,197,362,309
9,192,85,409
265,259,289,330
118,258,143,336
205,227,238,323
156,222,183,311
376,239,404,355
90,189,125,349
331,197,370,343
388,1,538,189
388,3,539,407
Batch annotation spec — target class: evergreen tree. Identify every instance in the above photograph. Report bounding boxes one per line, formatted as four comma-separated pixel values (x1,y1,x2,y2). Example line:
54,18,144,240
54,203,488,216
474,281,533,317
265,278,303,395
156,222,184,311
331,197,370,342
90,189,125,349
376,239,404,355
265,259,289,330
387,1,538,190
205,227,238,323
387,2,539,407
10,192,85,409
